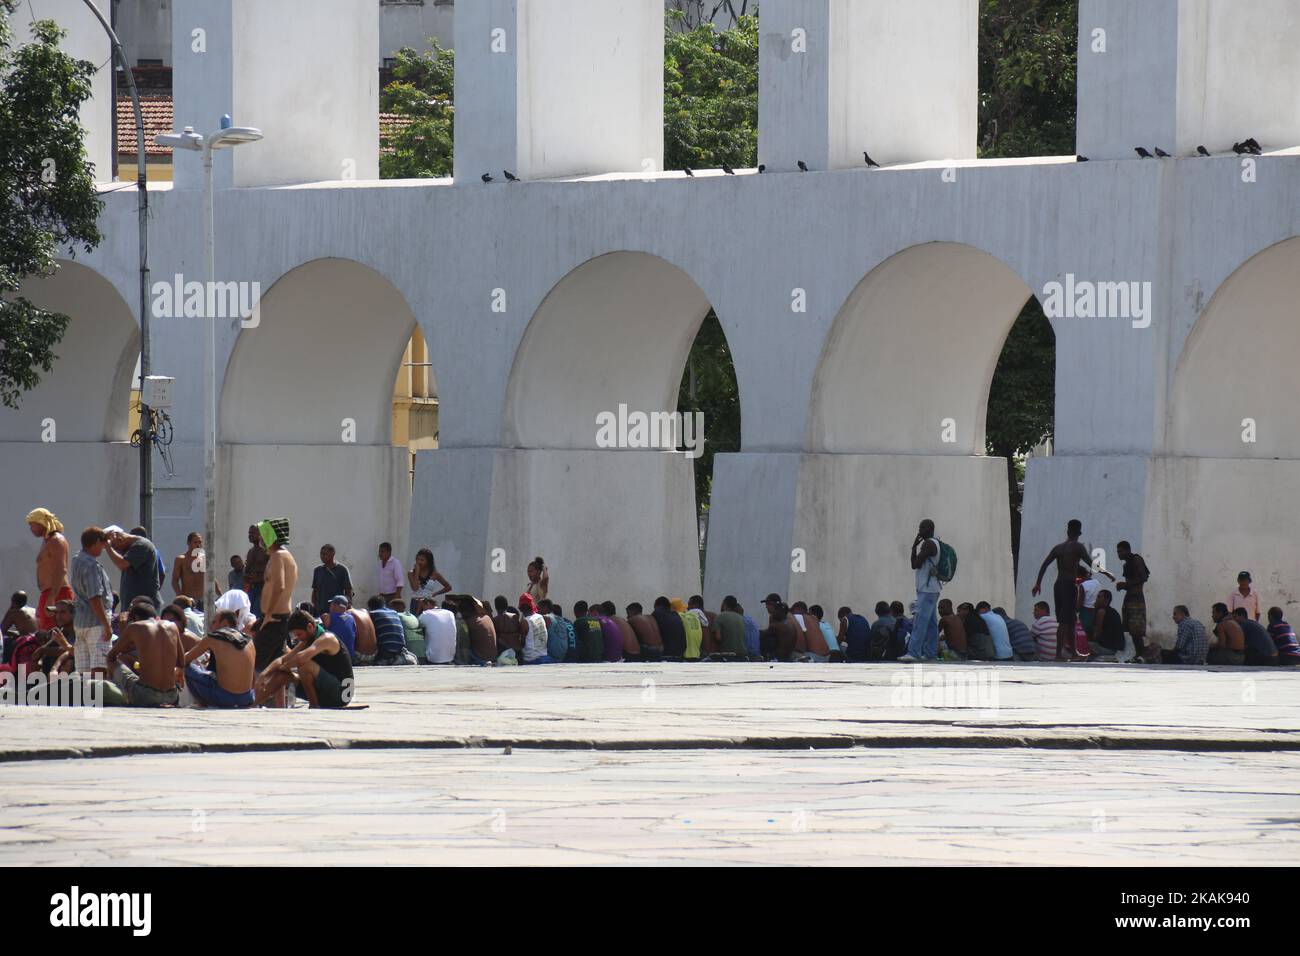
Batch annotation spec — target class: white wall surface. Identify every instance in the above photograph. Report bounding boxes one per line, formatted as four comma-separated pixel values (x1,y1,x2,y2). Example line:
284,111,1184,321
829,0,977,168
11,0,112,181
516,0,662,179
380,0,454,60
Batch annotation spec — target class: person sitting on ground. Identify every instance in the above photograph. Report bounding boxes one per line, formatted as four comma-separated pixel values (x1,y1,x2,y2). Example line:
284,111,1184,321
1209,603,1246,666
1030,601,1058,661
1086,591,1126,661
519,594,553,664
1229,571,1260,622
869,601,897,661
1266,607,1300,666
838,606,871,662
570,600,602,662
1,591,30,639
418,597,457,665
626,602,663,662
542,600,575,663
976,601,1014,661
760,596,798,662
675,598,703,661
1235,607,1276,667
995,607,1038,661
713,596,749,660
738,603,761,659
652,596,687,661
936,598,966,658
688,595,716,655
609,603,641,662
105,602,183,707
491,595,525,660
368,595,415,665
958,603,997,661
183,610,256,708
808,605,841,661
170,595,206,640
32,600,76,676
789,600,830,662
256,610,354,708
1160,606,1208,665
160,604,200,654
390,598,426,661
597,600,624,663
444,595,498,665
323,596,359,660
890,601,913,657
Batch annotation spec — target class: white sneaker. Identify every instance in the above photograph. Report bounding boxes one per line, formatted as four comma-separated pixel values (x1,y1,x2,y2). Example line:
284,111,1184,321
898,654,918,663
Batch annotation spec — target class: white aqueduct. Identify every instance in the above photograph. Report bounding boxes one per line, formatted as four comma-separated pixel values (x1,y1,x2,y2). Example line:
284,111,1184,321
4,0,1300,638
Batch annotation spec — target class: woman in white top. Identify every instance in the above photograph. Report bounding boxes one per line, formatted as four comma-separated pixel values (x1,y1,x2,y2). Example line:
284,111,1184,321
408,548,451,603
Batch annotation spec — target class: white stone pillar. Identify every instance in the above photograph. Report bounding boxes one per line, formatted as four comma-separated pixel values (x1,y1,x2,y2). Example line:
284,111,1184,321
1078,0,1300,160
454,0,664,182
759,0,977,173
172,0,379,190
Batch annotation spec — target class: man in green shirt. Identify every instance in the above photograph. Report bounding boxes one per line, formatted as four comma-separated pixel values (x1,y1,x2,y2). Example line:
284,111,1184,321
714,596,748,658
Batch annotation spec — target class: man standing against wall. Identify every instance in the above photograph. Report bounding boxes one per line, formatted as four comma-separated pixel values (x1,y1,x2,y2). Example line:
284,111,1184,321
1031,519,1091,661
26,508,70,631
902,519,942,662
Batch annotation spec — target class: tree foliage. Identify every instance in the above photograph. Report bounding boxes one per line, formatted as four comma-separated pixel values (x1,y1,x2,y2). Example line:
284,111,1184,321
664,13,758,172
678,310,740,511
0,2,102,408
379,40,454,180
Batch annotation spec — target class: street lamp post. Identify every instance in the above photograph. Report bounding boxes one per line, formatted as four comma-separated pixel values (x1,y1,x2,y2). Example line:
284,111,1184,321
154,121,262,637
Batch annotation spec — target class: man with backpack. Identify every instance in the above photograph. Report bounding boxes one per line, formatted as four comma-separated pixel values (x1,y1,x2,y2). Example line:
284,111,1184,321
903,519,953,661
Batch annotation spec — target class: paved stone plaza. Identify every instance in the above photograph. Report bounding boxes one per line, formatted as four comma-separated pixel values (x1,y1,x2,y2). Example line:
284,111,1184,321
0,662,1297,864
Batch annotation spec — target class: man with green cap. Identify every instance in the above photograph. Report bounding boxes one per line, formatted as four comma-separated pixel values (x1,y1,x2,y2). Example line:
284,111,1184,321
253,518,298,675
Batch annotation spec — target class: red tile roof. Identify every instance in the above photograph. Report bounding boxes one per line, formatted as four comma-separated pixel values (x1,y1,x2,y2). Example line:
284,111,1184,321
116,97,416,158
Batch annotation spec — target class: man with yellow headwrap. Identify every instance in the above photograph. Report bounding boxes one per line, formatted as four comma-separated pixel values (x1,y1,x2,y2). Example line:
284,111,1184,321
26,508,71,630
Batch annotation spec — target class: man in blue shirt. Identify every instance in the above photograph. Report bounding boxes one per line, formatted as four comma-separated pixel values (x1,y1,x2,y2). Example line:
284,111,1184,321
368,595,413,665
977,601,1014,660
838,606,872,662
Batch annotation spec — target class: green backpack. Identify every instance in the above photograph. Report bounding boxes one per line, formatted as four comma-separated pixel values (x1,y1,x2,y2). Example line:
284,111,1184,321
931,539,958,584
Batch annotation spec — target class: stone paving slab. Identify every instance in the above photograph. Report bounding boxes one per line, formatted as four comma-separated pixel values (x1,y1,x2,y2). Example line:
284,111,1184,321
0,662,1296,760
2,748,1297,865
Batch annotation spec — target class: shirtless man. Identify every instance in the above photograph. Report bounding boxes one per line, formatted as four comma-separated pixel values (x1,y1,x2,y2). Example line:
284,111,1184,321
171,531,207,609
105,603,183,706
27,508,71,631
626,602,663,661
1209,603,1246,666
183,612,256,708
253,519,298,674
346,601,378,664
244,524,269,616
448,595,499,665
256,610,354,709
937,598,967,656
1031,518,1092,661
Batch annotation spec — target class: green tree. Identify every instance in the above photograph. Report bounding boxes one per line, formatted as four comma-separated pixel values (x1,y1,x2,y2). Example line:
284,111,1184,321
379,40,454,180
0,2,102,408
664,12,758,171
678,310,741,517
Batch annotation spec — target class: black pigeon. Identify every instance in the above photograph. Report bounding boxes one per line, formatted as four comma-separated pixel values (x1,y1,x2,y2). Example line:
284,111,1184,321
481,172,493,183
1245,137,1261,151
683,167,694,177
1077,155,1090,162
1197,146,1210,157
1135,147,1153,159
1154,147,1170,158
797,160,809,172
863,151,880,168
503,169,519,182
1232,141,1248,154
757,164,766,174
722,164,735,175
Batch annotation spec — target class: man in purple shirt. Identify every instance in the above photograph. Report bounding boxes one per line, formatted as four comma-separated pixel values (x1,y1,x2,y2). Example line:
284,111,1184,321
595,601,624,662
377,541,403,601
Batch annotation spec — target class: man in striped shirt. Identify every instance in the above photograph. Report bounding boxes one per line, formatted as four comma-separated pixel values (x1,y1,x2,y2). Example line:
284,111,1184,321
1030,601,1058,661
1266,607,1300,665
69,526,115,677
